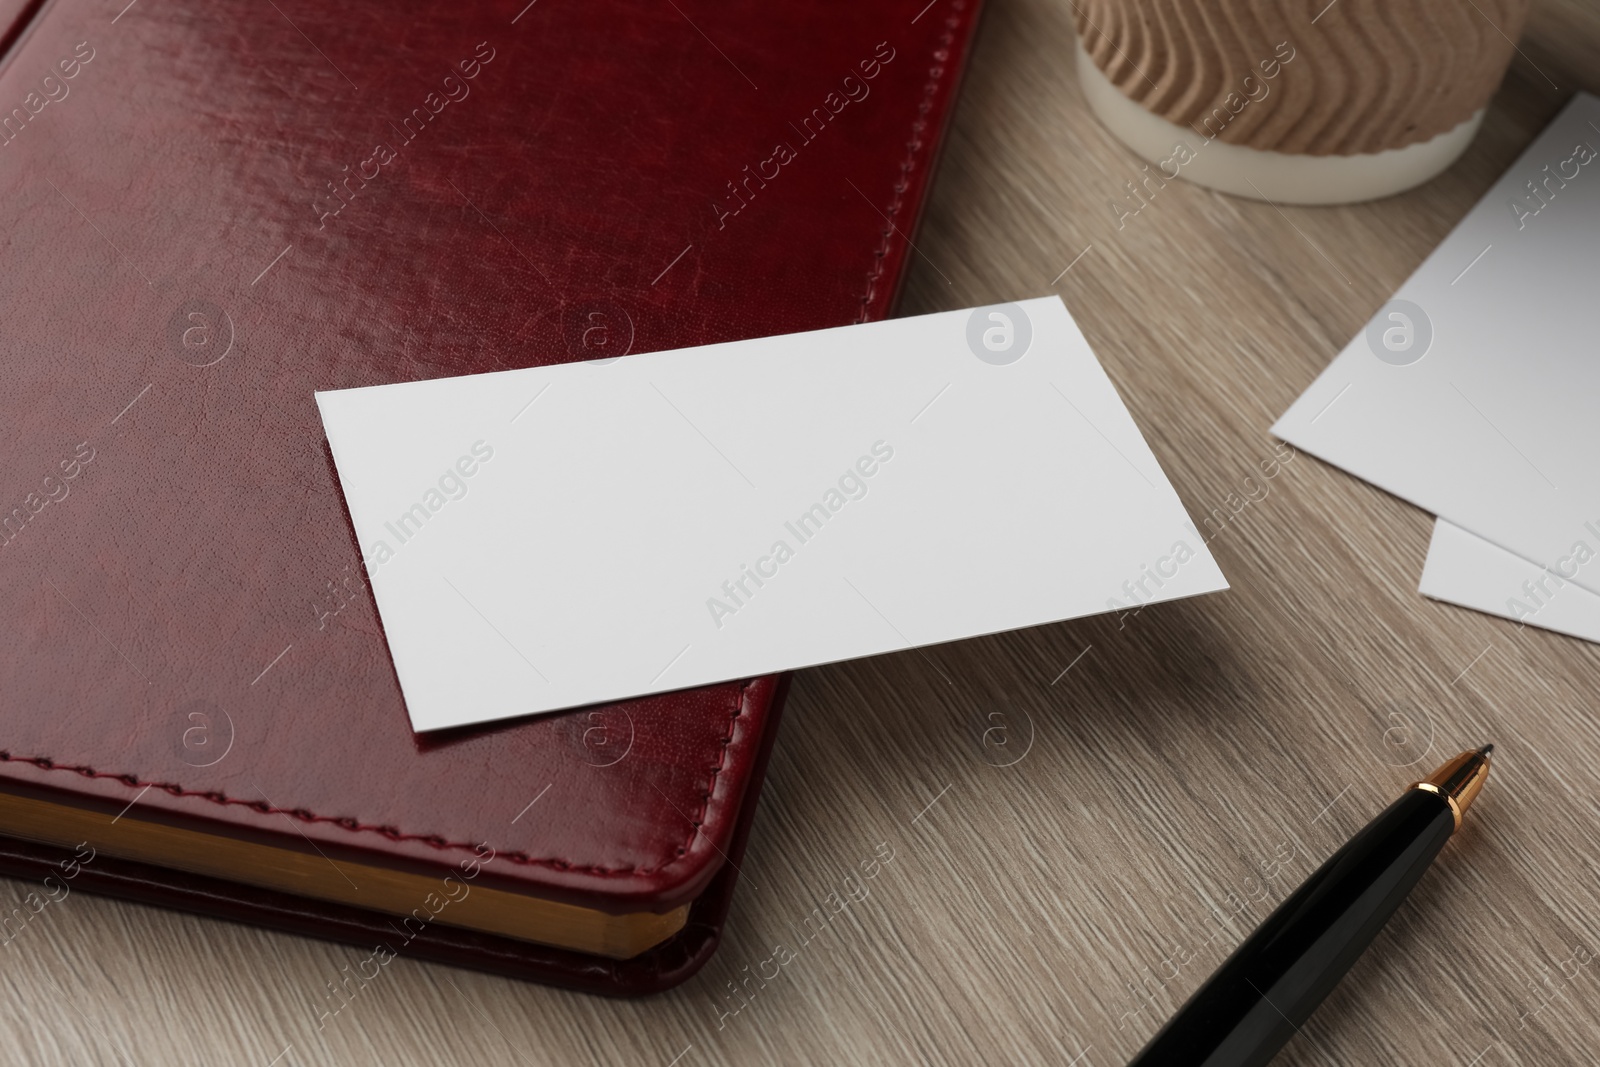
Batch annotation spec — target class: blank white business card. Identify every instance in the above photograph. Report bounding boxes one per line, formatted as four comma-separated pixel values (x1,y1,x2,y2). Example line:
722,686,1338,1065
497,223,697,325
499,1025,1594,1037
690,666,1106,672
1420,519,1600,643
317,297,1227,731
1273,92,1600,597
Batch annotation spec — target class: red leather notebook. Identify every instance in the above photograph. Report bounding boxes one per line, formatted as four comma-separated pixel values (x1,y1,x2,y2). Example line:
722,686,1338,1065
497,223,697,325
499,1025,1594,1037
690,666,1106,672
0,0,981,994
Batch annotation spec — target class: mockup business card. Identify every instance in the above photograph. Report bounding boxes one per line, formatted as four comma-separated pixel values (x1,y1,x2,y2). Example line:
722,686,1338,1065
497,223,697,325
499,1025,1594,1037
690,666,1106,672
317,297,1227,730
1273,92,1600,597
1420,519,1600,643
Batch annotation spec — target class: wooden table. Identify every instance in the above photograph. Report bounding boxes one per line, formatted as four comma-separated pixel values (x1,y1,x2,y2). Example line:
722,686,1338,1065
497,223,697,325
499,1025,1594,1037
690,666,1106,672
7,3,1596,1064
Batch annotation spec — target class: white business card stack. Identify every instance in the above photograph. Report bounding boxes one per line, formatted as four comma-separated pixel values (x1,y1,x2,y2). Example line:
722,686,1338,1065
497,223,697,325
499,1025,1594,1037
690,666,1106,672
1273,92,1600,644
320,296,1227,731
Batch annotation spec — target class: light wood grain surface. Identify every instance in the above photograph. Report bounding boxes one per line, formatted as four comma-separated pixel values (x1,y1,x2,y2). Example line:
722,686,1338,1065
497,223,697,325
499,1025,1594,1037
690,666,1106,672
7,3,1598,1065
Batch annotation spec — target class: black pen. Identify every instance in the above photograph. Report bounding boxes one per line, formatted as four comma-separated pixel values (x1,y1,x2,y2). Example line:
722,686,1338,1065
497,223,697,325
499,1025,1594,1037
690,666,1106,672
1127,745,1494,1067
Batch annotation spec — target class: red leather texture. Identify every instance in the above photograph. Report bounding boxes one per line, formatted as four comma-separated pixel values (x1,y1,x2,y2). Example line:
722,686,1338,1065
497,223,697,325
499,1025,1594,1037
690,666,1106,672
0,674,789,996
0,0,981,990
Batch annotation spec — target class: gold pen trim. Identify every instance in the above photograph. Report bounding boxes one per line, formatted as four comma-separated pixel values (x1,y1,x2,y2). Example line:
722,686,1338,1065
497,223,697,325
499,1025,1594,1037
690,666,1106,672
1411,782,1461,830
1409,745,1493,833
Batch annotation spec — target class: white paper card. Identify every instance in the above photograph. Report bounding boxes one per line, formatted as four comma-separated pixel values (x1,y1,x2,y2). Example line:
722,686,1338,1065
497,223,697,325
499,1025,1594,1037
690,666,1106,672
1420,519,1600,643
317,297,1227,730
1273,92,1600,596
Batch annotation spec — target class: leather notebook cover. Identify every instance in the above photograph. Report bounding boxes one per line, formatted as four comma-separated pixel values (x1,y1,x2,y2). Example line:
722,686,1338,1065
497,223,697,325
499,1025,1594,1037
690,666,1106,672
0,0,981,994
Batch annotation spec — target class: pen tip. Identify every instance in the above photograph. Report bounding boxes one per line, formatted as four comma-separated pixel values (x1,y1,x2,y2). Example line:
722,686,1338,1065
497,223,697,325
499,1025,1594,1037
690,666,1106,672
1478,743,1495,757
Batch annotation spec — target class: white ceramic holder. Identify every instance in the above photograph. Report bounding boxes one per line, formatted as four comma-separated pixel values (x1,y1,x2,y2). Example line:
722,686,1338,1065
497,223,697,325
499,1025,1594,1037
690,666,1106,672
1075,40,1483,205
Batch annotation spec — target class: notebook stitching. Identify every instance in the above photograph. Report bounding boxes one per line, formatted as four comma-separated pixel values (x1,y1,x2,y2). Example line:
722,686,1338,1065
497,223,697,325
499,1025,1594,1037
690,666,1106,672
855,0,967,323
0,678,753,877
